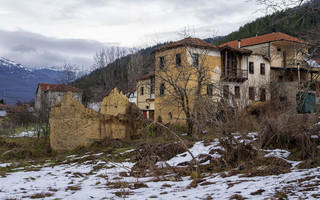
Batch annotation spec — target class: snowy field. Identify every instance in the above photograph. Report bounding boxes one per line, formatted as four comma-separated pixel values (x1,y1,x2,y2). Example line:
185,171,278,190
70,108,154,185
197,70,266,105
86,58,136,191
1,138,320,200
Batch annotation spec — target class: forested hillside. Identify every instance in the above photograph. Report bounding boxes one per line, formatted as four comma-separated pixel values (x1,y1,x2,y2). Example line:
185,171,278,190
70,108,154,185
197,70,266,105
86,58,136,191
213,0,320,45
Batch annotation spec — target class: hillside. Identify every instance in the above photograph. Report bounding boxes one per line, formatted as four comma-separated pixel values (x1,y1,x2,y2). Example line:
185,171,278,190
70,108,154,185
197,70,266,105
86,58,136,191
213,0,320,45
0,57,63,105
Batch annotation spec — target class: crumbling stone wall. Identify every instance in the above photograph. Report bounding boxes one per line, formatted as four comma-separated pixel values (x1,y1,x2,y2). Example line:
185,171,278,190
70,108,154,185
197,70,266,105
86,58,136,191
49,88,143,151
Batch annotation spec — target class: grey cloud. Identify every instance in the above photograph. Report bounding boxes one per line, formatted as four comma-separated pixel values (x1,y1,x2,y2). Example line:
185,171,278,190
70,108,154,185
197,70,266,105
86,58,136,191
11,44,36,53
0,29,114,69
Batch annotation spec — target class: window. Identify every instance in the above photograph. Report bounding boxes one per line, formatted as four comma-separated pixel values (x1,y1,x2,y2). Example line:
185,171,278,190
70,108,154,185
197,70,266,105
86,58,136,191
160,83,165,96
249,62,254,74
140,87,144,95
260,63,265,75
176,54,181,66
159,56,165,69
169,112,173,119
207,84,213,96
278,75,283,82
223,85,229,99
235,86,240,98
260,88,266,102
277,47,281,52
249,87,255,100
192,54,199,67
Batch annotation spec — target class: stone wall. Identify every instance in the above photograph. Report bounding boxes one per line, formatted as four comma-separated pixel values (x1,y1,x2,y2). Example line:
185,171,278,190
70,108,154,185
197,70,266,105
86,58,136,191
49,88,143,151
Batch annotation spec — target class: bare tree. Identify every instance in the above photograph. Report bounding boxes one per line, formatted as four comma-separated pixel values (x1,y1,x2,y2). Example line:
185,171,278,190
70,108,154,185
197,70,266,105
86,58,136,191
154,35,221,135
60,61,78,86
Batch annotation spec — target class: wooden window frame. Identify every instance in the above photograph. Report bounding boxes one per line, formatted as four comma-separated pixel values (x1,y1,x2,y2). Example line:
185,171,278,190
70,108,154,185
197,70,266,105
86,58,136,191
249,62,254,74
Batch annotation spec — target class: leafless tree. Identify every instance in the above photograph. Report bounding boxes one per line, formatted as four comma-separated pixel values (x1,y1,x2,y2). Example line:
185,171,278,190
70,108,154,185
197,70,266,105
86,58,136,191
154,34,222,135
60,61,78,86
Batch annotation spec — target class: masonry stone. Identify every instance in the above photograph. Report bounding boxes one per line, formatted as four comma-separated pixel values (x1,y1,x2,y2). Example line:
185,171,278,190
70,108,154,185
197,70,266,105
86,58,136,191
49,88,143,151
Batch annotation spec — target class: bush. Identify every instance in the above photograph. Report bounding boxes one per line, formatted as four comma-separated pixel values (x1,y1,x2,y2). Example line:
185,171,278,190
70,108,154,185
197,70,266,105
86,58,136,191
259,113,320,160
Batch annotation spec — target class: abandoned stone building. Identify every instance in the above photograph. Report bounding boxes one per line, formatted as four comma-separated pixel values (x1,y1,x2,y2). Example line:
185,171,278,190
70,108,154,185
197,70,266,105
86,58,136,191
49,88,144,151
35,83,83,112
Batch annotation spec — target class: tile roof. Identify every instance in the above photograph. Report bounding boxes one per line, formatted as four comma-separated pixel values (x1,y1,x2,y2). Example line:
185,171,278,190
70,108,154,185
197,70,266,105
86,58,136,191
39,83,82,92
154,37,218,52
218,45,252,54
220,32,306,48
136,73,155,81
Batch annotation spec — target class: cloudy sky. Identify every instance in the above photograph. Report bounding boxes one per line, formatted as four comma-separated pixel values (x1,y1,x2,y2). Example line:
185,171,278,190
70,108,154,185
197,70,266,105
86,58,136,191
0,0,269,70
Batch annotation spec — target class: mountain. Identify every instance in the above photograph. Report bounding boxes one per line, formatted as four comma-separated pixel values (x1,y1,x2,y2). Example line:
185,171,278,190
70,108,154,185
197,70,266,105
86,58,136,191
0,57,63,105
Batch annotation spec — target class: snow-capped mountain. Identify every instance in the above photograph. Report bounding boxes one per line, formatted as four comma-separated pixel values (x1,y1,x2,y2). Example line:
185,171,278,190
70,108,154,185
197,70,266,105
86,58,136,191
0,57,64,105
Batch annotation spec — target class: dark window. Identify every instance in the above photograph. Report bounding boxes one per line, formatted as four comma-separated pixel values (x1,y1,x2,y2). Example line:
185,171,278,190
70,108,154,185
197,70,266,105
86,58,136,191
159,56,165,69
277,48,281,52
176,54,181,66
249,87,255,100
278,76,283,82
282,51,287,68
160,83,165,96
223,85,229,99
192,54,199,67
207,84,213,96
260,63,265,75
169,112,173,119
140,87,144,95
249,62,254,74
260,88,266,102
235,86,240,99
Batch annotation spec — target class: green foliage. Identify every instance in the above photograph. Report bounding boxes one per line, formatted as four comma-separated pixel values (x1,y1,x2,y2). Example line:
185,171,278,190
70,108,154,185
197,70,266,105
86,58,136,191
213,3,320,45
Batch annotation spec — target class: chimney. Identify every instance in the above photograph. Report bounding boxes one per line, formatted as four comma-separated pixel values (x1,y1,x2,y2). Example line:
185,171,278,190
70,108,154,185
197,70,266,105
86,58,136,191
238,40,241,48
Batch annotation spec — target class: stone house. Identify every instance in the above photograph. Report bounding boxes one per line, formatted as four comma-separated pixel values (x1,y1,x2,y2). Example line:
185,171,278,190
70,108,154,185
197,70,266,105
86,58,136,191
153,37,222,123
218,45,271,109
35,83,83,112
136,74,155,120
220,32,314,110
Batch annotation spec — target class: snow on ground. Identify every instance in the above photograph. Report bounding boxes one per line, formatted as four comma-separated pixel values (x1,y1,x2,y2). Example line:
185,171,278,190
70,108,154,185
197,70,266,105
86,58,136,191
9,131,37,138
1,140,320,199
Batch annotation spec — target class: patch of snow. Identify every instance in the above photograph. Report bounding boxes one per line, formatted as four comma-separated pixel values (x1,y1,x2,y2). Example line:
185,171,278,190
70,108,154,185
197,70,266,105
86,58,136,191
120,149,135,155
9,131,37,138
264,149,290,158
0,154,319,200
247,132,258,139
311,135,318,139
161,140,221,167
0,163,11,168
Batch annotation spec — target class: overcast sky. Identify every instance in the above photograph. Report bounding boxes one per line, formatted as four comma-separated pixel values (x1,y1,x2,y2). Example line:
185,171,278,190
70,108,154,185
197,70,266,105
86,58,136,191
0,0,268,70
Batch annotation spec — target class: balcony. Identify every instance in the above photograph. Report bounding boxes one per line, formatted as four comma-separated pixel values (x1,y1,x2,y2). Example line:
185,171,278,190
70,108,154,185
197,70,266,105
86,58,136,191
222,68,248,82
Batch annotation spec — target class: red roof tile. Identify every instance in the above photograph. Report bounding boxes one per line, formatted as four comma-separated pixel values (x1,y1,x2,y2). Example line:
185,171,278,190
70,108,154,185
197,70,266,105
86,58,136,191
218,45,252,54
220,32,306,48
39,83,82,92
154,37,218,52
136,73,155,81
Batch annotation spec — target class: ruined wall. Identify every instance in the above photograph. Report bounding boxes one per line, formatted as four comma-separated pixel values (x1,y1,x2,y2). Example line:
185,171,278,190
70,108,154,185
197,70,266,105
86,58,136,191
50,88,143,151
